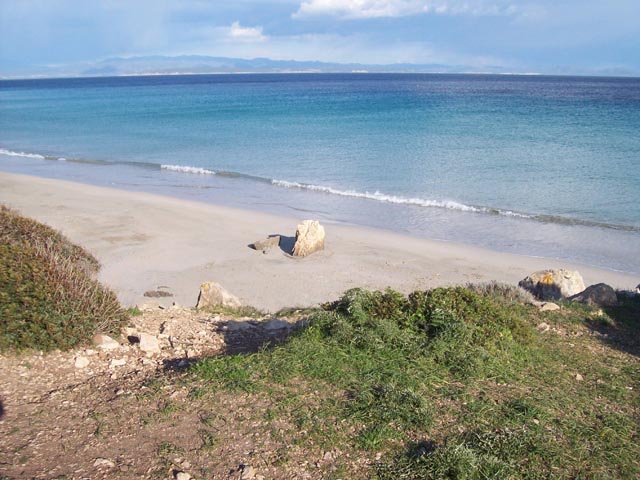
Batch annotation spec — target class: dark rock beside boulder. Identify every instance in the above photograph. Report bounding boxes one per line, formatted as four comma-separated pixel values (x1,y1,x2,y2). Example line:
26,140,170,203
569,283,618,307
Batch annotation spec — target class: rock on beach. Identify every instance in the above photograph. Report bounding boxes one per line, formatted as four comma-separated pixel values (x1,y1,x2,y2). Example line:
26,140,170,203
292,220,325,257
519,269,585,301
196,281,242,309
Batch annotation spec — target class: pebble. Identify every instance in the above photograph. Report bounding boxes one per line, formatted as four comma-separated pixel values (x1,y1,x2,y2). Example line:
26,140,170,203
240,465,256,479
74,356,90,369
139,333,161,354
109,358,127,368
93,458,115,468
575,373,584,381
175,472,192,480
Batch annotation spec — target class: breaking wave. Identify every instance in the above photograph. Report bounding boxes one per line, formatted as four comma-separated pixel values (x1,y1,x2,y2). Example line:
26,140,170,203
271,179,531,219
161,164,216,175
2,146,638,233
0,148,45,159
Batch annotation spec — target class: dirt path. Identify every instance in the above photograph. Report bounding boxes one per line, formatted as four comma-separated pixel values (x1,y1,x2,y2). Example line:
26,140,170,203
0,307,330,480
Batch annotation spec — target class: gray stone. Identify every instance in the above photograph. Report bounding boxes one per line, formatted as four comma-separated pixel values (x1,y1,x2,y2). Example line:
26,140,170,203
196,281,242,309
519,269,585,300
175,473,192,480
93,334,120,350
251,236,280,251
292,220,325,257
139,333,161,354
569,283,618,307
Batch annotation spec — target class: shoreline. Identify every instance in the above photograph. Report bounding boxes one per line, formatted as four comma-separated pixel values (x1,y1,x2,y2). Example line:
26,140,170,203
1,170,637,312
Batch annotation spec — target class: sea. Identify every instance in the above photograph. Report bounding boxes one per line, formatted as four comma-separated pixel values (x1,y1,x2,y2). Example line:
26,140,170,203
1,73,639,274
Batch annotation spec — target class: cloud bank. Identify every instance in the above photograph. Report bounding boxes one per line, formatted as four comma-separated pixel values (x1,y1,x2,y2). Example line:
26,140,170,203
294,0,518,19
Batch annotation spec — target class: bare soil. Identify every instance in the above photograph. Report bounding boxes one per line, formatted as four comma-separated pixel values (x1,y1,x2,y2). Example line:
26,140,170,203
0,306,346,480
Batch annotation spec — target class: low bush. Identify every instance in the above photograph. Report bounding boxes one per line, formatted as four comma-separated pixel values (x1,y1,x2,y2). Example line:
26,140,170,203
0,206,127,352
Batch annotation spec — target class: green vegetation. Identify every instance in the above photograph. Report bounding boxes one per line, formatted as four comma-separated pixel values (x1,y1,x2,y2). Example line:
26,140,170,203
0,206,127,352
193,285,640,478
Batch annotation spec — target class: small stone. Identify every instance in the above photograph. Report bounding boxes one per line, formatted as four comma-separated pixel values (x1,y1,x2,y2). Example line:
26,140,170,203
139,333,161,354
539,302,560,312
84,349,97,356
575,373,584,381
115,388,125,395
175,472,192,480
93,334,120,350
240,465,256,480
74,356,90,369
110,358,127,368
93,458,115,468
536,322,550,333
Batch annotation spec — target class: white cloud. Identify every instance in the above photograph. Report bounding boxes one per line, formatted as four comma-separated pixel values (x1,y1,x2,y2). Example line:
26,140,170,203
226,21,267,42
294,0,518,19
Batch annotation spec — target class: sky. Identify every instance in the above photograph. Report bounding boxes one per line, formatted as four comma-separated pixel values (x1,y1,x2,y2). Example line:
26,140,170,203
1,0,639,75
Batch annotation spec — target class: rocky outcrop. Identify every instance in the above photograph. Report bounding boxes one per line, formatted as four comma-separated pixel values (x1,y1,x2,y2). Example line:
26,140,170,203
519,269,585,301
196,281,242,309
569,283,618,307
251,236,280,252
292,220,325,257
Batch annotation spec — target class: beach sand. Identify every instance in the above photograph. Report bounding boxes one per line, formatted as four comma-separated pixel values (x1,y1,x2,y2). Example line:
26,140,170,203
1,171,637,312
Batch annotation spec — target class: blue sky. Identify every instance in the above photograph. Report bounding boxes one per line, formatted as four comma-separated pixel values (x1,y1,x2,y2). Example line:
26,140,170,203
1,0,639,74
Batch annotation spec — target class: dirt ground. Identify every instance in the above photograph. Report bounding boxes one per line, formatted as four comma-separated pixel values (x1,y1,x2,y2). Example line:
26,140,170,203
0,306,352,480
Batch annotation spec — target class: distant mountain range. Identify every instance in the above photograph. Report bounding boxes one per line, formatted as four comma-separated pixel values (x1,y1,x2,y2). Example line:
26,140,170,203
1,55,637,79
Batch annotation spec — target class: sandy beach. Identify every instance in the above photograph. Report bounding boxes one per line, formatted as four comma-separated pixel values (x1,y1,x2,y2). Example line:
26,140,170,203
1,170,637,312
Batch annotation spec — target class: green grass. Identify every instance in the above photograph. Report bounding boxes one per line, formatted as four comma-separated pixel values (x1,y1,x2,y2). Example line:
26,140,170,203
0,206,128,352
191,286,640,478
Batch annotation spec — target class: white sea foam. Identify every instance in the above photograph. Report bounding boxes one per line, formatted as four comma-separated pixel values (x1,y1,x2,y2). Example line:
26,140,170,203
0,148,45,159
271,179,531,218
161,164,216,175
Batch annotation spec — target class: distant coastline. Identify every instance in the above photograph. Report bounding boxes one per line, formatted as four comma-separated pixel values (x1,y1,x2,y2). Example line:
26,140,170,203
1,54,637,80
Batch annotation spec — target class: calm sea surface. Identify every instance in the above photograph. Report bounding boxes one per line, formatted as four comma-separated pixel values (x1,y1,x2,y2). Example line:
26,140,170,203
1,73,639,273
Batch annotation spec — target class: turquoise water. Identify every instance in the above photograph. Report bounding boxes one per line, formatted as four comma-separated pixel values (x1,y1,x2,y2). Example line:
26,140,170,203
1,73,639,273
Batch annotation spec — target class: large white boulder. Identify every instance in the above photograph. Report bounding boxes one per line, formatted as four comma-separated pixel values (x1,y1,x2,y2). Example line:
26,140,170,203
519,269,585,301
292,220,325,257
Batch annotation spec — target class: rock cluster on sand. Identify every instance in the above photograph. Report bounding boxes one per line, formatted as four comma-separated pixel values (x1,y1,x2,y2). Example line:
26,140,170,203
519,269,585,301
292,220,325,257
196,281,242,309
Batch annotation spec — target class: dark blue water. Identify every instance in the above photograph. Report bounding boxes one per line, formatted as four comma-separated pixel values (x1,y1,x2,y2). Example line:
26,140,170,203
1,73,639,273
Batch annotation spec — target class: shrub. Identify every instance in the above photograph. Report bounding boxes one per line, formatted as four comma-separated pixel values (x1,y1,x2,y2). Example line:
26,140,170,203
0,206,127,352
